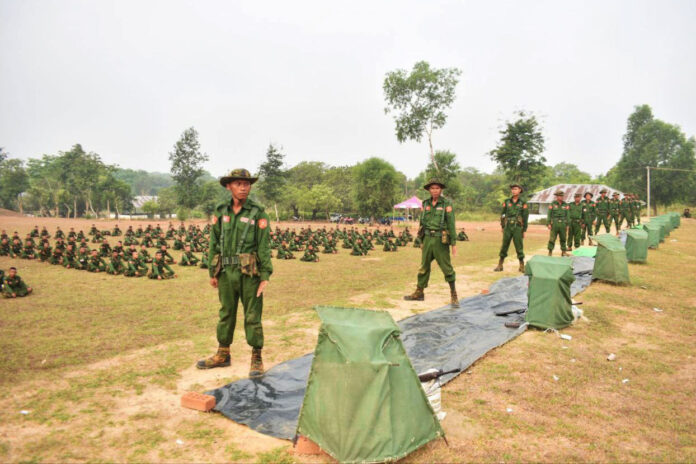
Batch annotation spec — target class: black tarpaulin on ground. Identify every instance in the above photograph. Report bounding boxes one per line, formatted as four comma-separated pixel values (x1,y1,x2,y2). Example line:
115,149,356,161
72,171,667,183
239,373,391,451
207,257,595,440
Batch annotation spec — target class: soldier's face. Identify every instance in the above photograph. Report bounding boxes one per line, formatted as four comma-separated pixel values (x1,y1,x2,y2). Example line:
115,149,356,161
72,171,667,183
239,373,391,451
9,269,16,277
510,187,521,196
428,185,442,198
227,180,251,201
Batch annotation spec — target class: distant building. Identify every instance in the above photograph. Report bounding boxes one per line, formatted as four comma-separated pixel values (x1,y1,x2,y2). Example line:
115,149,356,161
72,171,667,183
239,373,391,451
527,184,627,217
132,195,157,214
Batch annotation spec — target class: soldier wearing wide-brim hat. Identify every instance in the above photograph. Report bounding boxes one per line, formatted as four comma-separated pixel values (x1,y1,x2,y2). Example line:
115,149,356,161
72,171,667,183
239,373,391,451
547,190,570,256
404,177,459,307
594,188,611,235
494,183,529,273
567,192,586,251
581,192,596,245
609,192,622,235
198,168,272,378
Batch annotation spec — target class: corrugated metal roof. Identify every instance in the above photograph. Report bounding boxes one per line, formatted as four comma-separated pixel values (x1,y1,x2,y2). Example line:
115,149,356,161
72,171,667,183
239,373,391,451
528,184,628,204
132,195,157,208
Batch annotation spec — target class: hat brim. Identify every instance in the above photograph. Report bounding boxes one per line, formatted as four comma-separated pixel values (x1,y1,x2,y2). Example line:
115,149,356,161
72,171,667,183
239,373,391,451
220,176,258,187
423,182,446,190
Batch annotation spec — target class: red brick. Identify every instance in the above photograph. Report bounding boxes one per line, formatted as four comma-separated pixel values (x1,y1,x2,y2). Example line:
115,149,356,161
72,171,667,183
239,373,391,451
294,435,324,455
181,392,216,412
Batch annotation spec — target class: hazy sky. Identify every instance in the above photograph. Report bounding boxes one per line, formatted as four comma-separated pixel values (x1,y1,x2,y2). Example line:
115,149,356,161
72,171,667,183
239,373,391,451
1,0,695,179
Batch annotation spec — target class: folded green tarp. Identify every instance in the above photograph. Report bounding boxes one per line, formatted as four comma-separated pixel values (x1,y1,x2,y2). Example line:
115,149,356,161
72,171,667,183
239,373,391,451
643,223,661,249
593,234,630,284
524,255,575,329
572,246,597,257
296,306,444,464
669,212,680,228
625,229,649,263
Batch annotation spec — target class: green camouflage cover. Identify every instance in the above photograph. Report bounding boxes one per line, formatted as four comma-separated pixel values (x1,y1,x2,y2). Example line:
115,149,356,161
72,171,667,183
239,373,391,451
524,255,575,330
625,229,649,263
296,306,444,463
642,223,661,249
593,234,630,284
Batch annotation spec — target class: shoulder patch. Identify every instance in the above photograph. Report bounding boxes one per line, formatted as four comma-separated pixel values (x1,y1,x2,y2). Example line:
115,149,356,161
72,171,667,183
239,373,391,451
446,205,452,212
550,205,553,210
223,215,231,223
502,201,506,207
425,206,431,211
523,204,528,209
258,218,267,229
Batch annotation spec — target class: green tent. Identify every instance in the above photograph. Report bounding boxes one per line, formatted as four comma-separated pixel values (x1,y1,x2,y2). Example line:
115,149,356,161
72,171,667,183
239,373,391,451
571,246,597,257
643,223,661,249
669,212,680,228
625,229,649,263
593,234,630,284
296,306,444,463
524,255,575,329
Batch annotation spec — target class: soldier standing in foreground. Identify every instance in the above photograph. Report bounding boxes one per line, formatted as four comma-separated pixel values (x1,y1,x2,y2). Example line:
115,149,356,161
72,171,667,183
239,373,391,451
494,184,529,273
404,178,459,307
197,169,273,378
581,192,596,245
594,189,611,235
566,193,586,251
547,190,570,256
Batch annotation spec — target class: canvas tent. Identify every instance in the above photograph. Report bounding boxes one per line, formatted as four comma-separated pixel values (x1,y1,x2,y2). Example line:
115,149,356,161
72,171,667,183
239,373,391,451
296,306,444,463
625,228,649,263
394,195,422,209
593,234,630,284
643,223,661,249
524,256,575,329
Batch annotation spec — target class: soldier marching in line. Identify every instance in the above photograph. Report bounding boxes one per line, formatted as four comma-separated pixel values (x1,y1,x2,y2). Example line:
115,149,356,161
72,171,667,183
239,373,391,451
547,190,570,257
566,192,586,251
494,184,529,272
594,189,611,235
581,192,596,245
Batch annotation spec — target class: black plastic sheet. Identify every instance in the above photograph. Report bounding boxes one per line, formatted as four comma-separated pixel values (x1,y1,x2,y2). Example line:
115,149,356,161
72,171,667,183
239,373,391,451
207,256,595,439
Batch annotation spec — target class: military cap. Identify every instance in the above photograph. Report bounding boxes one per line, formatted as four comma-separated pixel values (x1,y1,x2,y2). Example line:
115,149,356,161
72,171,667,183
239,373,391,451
599,188,608,194
584,192,593,198
423,178,446,190
574,192,581,197
509,183,524,192
554,190,564,196
219,168,258,187
612,191,619,196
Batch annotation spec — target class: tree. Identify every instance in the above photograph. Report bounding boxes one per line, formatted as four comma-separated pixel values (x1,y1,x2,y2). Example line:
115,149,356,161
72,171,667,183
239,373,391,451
141,200,159,218
422,150,463,201
299,183,341,220
383,61,462,170
169,127,209,209
614,105,696,212
541,162,592,186
353,157,400,218
157,187,178,218
257,144,286,220
323,166,355,213
488,110,547,192
0,158,29,212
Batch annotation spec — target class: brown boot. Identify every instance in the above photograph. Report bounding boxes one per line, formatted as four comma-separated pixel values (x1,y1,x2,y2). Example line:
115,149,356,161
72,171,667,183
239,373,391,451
518,259,525,273
449,281,459,308
196,346,230,369
561,250,570,257
493,258,504,272
249,348,264,378
548,250,552,256
588,237,593,246
404,286,424,301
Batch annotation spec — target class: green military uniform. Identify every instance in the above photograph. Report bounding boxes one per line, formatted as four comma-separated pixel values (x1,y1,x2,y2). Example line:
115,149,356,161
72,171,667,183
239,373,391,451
107,255,125,275
619,194,633,229
456,230,469,241
566,194,586,250
594,190,611,234
39,244,53,262
405,178,459,306
300,247,319,262
148,256,176,279
609,193,621,233
124,255,148,277
581,193,596,244
87,254,107,272
179,250,200,266
633,195,642,224
496,187,529,271
3,272,32,298
547,191,569,255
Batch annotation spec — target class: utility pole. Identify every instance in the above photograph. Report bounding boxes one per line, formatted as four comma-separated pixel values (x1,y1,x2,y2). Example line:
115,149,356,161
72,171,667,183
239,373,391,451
646,166,651,219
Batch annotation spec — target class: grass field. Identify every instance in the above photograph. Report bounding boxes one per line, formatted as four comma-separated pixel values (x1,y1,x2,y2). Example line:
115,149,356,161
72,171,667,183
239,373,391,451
0,215,694,462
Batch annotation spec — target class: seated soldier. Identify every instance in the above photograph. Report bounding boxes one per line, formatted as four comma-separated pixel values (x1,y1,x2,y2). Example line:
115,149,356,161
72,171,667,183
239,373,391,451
0,237,11,256
10,238,23,257
112,224,122,236
99,239,112,257
62,244,77,268
87,249,107,272
107,251,125,275
2,267,32,298
76,246,90,270
138,245,152,263
179,244,200,266
301,245,319,262
38,242,52,262
124,251,148,277
457,227,469,241
148,251,177,280
351,238,366,256
413,235,422,248
159,245,176,264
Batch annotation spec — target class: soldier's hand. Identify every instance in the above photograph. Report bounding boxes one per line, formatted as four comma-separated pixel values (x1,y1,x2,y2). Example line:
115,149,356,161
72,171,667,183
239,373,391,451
210,277,218,288
522,232,525,239
257,280,268,297
451,245,457,257
547,224,552,230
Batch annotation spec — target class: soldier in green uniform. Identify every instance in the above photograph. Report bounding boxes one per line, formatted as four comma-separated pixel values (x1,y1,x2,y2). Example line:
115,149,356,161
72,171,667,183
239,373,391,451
2,267,32,298
609,192,621,234
633,194,642,224
148,251,177,279
456,228,469,241
38,242,53,262
594,189,611,234
620,193,633,229
547,190,570,256
197,169,273,378
566,193,586,251
107,251,125,275
581,192,596,245
494,184,529,272
404,178,459,307
0,237,11,256
179,244,201,266
124,251,148,277
87,250,107,272
300,245,319,262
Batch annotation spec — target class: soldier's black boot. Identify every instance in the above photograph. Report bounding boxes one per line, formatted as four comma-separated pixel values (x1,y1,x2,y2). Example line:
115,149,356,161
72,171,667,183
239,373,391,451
493,258,504,272
404,286,424,301
518,259,525,273
196,346,230,369
249,348,264,378
449,281,459,308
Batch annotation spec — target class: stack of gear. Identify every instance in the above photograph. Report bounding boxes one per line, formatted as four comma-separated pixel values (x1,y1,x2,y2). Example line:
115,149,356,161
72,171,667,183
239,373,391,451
295,306,444,463
625,228,649,263
524,255,575,329
592,234,630,284
642,223,661,249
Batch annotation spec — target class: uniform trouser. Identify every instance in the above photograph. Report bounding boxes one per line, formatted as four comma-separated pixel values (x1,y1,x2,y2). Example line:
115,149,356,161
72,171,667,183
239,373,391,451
625,214,634,228
498,225,524,260
216,265,264,349
595,214,611,235
417,235,456,288
581,217,595,241
567,220,583,249
610,214,621,232
548,221,567,251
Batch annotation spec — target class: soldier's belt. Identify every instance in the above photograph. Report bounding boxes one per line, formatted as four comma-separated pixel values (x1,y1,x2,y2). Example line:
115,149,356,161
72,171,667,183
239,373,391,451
425,230,443,236
221,256,240,266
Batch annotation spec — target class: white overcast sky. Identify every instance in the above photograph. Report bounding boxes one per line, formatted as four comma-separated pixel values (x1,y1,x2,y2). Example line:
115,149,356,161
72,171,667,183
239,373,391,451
1,0,695,179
